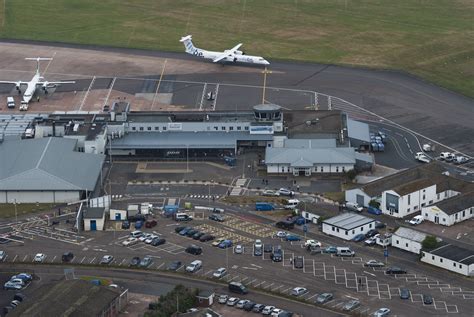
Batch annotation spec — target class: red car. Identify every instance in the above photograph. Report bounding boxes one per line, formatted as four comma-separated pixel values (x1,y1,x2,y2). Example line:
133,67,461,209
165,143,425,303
145,220,157,228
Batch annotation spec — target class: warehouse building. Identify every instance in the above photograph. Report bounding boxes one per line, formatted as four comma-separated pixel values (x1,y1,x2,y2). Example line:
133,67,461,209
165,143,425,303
421,192,474,226
322,213,375,240
391,227,427,255
0,137,104,203
82,206,106,231
421,244,474,276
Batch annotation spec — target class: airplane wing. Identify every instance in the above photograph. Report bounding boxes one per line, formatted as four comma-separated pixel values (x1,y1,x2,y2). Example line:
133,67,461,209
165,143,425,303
36,81,76,86
0,80,26,85
212,43,243,63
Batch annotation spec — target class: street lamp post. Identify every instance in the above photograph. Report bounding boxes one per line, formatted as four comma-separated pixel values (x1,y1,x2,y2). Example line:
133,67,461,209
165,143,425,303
261,67,272,104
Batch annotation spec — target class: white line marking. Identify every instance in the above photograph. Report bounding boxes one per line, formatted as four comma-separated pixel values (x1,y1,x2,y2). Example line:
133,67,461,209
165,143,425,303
78,76,96,111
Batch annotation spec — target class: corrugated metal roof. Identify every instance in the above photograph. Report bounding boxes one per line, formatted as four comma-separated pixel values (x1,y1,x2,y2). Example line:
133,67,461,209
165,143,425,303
0,137,104,191
323,213,375,230
429,244,474,265
266,147,356,165
434,192,474,215
347,119,370,142
393,227,427,243
111,132,271,149
284,138,336,148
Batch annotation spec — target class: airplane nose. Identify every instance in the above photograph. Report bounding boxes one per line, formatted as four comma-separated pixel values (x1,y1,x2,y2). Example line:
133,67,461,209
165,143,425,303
264,60,270,65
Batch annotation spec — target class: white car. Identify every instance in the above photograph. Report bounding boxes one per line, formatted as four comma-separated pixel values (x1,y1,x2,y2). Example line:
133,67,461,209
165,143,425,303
262,189,280,197
304,239,321,248
122,237,138,246
278,188,294,196
409,215,424,225
226,297,239,306
291,287,308,296
271,308,283,316
34,253,46,263
218,294,228,304
364,236,377,246
145,235,158,244
276,231,287,238
9,278,25,286
213,267,227,278
262,305,275,315
236,299,249,309
254,239,263,249
234,245,244,254
373,307,391,317
139,233,152,242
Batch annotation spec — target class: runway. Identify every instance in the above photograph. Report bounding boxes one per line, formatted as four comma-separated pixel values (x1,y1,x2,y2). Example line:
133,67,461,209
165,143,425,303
0,40,473,156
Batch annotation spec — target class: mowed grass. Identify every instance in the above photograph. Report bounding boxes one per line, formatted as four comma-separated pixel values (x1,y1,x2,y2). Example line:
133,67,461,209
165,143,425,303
0,0,472,96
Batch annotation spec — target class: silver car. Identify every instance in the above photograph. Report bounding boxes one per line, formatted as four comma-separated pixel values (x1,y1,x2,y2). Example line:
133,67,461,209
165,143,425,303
342,300,360,311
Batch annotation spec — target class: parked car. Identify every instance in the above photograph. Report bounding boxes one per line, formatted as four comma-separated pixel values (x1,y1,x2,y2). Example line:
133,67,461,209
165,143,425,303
11,273,32,283
386,266,407,274
166,260,181,271
139,233,152,242
278,188,294,196
276,231,288,238
185,260,202,273
234,245,244,254
252,304,265,313
375,221,386,229
151,237,166,246
344,202,363,212
121,220,130,229
145,220,157,228
174,225,187,233
134,220,144,229
185,245,203,255
285,235,301,241
236,299,249,309
270,308,283,316
145,235,158,244
0,251,6,261
291,287,308,296
342,299,360,311
323,246,337,254
129,256,140,267
218,294,228,304
304,239,321,248
178,227,193,236
122,237,138,246
293,256,304,269
400,288,410,299
185,229,198,237
213,267,227,278
3,282,22,290
364,260,385,267
262,305,276,315
275,221,294,230
352,234,366,242
373,308,391,317
367,206,382,215
62,252,74,262
365,229,379,238
271,246,283,262
218,239,233,249
423,294,433,305
226,297,239,306
34,253,46,263
199,234,215,242
364,235,378,246
100,255,114,264
264,244,273,253
209,214,224,222
139,255,153,268
193,232,205,240
243,301,256,311
8,279,25,287
254,239,263,248
315,293,333,304
212,238,226,247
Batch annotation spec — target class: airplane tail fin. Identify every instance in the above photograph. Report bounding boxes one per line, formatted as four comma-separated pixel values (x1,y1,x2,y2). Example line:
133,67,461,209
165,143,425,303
25,57,53,74
180,35,196,54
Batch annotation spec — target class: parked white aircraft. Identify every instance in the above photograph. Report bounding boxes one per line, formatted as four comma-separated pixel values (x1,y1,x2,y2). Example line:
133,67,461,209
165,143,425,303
180,35,269,65
0,57,75,110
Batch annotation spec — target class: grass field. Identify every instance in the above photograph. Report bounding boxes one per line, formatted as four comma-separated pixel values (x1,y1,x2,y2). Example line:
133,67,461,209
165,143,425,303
0,0,472,97
0,203,55,219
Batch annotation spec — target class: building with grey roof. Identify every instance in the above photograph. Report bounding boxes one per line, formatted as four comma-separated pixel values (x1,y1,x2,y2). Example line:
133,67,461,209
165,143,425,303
392,227,428,254
0,137,104,203
421,243,474,276
322,213,375,241
345,162,474,219
421,191,474,226
82,206,106,231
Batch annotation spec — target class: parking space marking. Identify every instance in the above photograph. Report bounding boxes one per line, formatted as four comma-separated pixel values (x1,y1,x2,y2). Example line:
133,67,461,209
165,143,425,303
156,262,164,270
50,255,56,263
12,255,18,262
89,257,96,264
119,259,126,266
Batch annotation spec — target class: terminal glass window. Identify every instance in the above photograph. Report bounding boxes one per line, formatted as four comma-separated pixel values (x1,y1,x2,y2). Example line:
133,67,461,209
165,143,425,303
229,126,234,131
221,126,226,130
245,126,249,131
139,127,144,131
163,126,167,131
237,126,241,130
147,127,151,131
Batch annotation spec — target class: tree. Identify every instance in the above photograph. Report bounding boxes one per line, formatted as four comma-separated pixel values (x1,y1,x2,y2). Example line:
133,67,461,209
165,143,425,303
146,284,198,317
422,235,439,250
369,200,380,209
346,169,357,182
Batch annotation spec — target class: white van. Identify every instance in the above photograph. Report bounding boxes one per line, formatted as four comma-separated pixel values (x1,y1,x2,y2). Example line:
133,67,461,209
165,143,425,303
336,247,355,257
186,260,202,273
409,215,424,225
130,230,143,238
345,202,363,212
7,97,15,108
174,213,193,221
284,199,300,209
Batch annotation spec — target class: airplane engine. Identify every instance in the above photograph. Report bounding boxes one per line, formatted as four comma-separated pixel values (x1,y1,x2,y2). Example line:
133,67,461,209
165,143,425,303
233,57,238,62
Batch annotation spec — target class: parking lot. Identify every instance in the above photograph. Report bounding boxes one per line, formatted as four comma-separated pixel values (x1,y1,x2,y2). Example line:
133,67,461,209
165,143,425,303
1,208,473,317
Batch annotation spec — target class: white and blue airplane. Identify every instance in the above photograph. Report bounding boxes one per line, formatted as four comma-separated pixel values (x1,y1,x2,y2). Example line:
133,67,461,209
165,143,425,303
0,57,75,109
180,35,269,65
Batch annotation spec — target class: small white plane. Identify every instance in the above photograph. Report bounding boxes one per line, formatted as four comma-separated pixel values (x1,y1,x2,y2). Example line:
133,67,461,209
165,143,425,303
180,35,269,65
0,57,75,109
